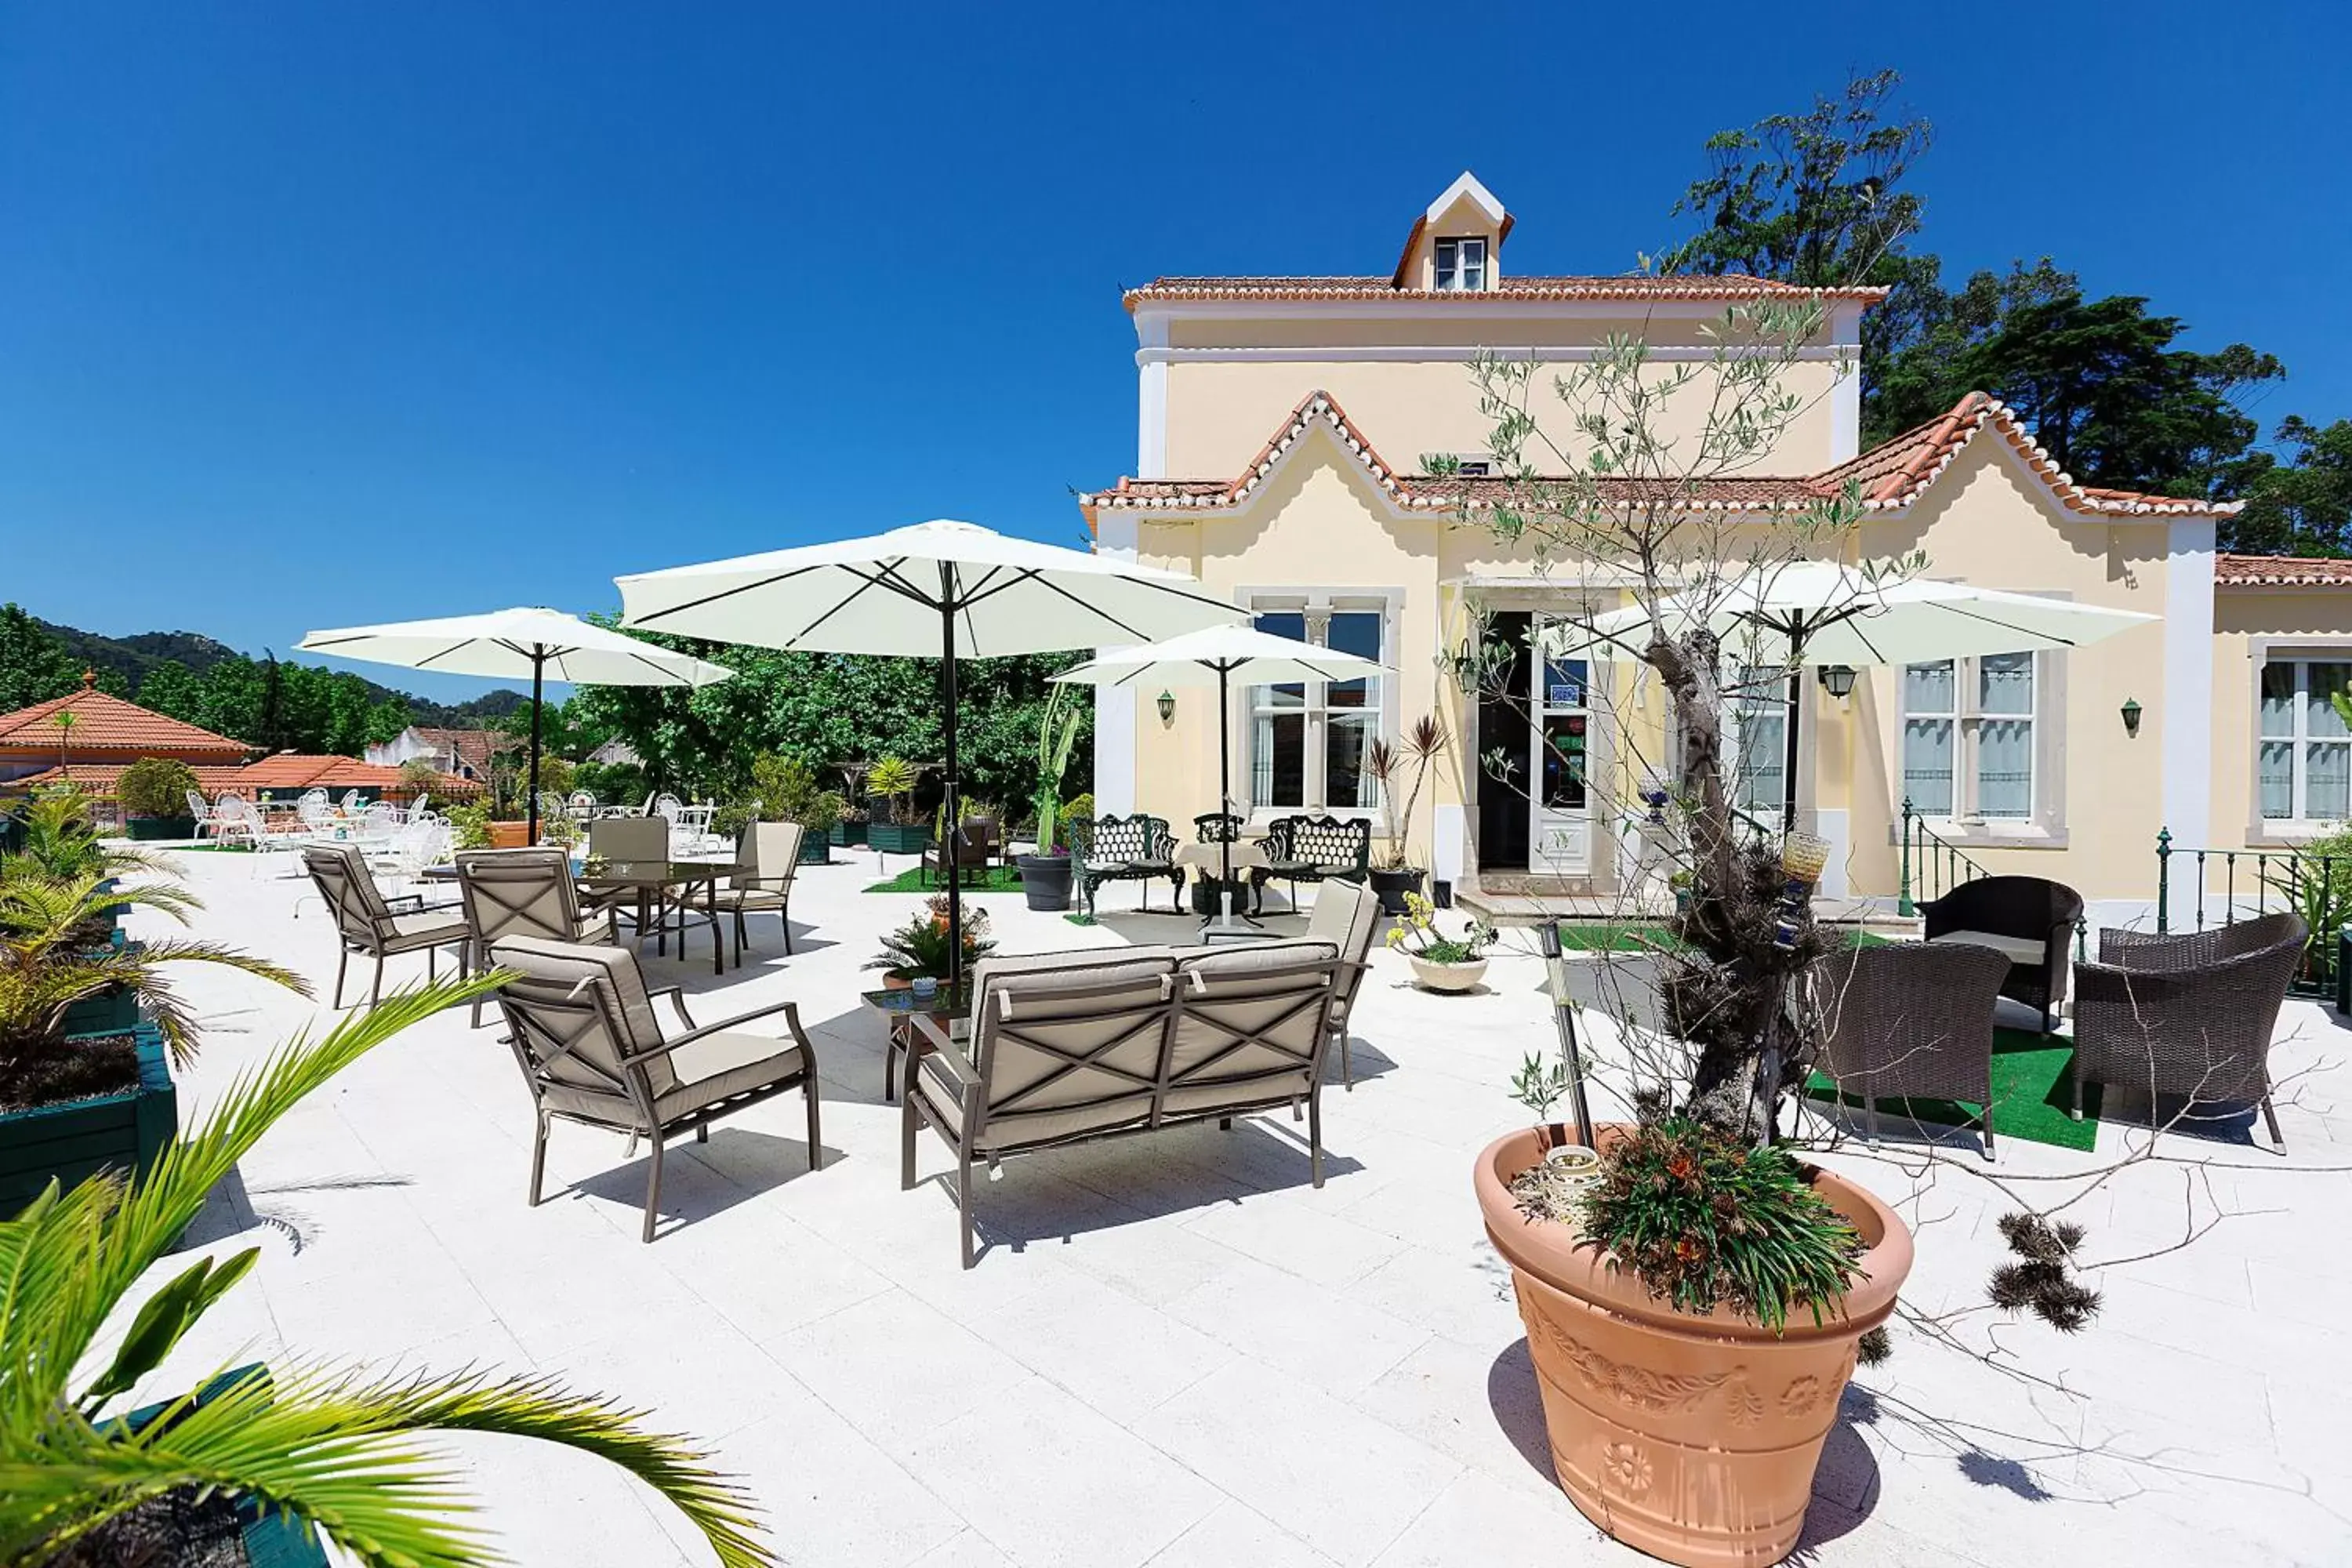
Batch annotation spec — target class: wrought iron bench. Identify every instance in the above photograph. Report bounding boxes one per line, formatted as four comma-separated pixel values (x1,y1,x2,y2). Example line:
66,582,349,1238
1069,813,1182,916
1250,815,1372,916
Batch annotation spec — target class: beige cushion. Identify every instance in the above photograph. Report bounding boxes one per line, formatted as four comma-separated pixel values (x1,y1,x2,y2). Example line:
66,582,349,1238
1928,930,2047,967
589,816,670,862
1167,941,1337,1103
457,849,583,945
1305,878,1380,1014
713,886,789,911
491,935,677,1098
656,1029,806,1120
918,1053,1154,1152
385,909,468,947
966,953,1174,1147
971,947,1175,1020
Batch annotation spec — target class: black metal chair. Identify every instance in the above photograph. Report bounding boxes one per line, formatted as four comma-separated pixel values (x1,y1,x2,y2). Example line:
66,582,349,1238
1922,875,2084,1029
2071,913,2304,1148
1250,815,1372,916
1069,814,1182,916
1813,941,2011,1158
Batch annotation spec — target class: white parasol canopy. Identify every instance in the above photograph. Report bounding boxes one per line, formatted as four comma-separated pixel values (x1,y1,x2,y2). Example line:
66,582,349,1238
298,607,734,841
617,519,1246,983
1054,624,1389,932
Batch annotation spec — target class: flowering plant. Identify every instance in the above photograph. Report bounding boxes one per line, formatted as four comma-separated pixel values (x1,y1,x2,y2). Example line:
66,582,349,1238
1384,891,1494,965
868,894,996,980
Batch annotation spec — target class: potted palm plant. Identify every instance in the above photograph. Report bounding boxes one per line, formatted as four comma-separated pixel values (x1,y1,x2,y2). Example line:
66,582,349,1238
117,757,201,841
0,867,307,1218
867,894,994,987
863,757,931,855
1364,717,1446,915
1016,687,1084,912
1,978,777,1567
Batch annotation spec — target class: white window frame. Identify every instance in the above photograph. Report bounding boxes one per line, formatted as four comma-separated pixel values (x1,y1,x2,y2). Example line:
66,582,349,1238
1726,666,1791,826
1894,650,2065,840
1434,236,1487,292
2256,654,2352,827
1240,591,1400,822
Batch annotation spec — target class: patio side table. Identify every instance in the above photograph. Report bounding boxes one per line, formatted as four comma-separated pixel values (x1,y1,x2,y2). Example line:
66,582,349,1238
862,984,971,1104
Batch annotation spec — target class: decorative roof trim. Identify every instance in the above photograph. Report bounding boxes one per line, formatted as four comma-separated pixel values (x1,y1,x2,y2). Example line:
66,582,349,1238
2214,554,2352,587
1123,276,1891,310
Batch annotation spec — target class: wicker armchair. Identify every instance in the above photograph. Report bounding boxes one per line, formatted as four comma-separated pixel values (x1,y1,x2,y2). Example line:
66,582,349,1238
2072,913,2304,1147
1813,941,2010,1156
1922,875,2084,1028
1068,814,1181,916
1250,815,1372,916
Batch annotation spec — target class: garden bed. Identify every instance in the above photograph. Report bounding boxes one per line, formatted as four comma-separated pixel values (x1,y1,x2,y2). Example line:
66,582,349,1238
1,1022,177,1218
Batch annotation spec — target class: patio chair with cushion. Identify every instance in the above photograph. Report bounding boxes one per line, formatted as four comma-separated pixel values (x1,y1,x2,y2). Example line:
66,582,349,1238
2071,912,2304,1148
713,820,804,956
922,815,1004,887
1304,876,1383,1089
902,940,1344,1267
455,848,619,1026
1068,813,1183,916
1250,815,1373,916
490,935,824,1242
302,842,470,1009
1922,875,2084,1029
1813,939,2010,1157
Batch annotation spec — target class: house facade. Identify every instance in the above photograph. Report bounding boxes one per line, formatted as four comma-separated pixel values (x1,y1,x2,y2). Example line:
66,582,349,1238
1080,175,2350,923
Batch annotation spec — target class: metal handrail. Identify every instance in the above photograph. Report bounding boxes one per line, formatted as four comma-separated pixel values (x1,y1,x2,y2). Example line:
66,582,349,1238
2154,827,2347,995
1896,797,1990,917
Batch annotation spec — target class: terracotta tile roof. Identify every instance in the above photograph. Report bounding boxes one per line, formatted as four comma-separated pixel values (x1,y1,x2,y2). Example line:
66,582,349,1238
408,728,515,777
1079,390,2242,532
9,757,478,798
2214,554,2352,586
1123,274,1891,310
0,681,250,757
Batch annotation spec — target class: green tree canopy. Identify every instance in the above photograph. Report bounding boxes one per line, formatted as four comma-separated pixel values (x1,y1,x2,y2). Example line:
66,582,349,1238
0,605,82,712
2220,416,2352,555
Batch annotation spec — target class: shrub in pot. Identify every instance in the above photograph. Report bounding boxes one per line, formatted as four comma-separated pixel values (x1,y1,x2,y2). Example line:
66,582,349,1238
1014,688,1084,910
867,895,995,986
1364,717,1446,915
1388,892,1494,992
116,757,201,840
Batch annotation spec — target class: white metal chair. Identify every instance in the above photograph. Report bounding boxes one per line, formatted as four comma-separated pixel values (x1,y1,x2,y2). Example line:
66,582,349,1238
297,789,333,835
206,795,263,851
186,790,222,844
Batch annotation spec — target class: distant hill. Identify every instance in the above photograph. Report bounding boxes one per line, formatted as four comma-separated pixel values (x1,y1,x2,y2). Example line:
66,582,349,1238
34,617,526,728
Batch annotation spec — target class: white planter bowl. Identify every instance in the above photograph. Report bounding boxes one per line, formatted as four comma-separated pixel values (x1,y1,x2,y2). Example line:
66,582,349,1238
1408,955,1488,993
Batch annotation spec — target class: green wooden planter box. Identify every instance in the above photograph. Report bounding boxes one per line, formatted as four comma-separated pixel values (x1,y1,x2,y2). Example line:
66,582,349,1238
797,830,831,866
60,982,139,1037
829,818,869,847
868,822,933,855
124,815,198,840
121,1365,333,1566
1,1022,176,1218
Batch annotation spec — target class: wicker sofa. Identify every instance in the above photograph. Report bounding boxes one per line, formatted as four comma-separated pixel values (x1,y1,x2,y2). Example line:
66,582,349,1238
1922,875,2084,1029
903,938,1349,1267
2071,913,2305,1147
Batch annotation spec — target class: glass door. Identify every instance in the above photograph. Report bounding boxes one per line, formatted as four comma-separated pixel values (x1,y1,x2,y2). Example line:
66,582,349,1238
1531,617,1592,875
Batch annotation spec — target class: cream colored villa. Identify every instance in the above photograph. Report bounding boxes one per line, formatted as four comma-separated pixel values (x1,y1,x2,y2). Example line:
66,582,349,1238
1080,173,2352,924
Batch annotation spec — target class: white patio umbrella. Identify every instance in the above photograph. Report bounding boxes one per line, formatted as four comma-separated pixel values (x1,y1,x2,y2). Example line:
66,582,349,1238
615,519,1247,989
1054,624,1390,934
1563,561,2158,822
297,606,735,843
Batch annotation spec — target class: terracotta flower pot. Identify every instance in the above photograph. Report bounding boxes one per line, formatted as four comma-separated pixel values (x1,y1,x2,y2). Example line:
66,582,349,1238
1407,955,1487,993
1474,1126,1911,1568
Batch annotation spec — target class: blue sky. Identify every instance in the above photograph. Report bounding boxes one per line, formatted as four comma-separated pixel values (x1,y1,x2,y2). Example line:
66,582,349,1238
3,1,2343,701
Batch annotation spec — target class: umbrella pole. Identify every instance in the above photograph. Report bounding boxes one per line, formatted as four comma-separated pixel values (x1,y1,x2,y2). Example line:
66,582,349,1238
1218,661,1234,927
941,593,962,996
528,649,545,846
1780,619,1807,833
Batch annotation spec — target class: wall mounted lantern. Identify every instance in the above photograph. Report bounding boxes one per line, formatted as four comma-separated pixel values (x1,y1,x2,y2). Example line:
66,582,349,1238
2121,697,2143,738
1156,689,1177,726
1816,664,1857,699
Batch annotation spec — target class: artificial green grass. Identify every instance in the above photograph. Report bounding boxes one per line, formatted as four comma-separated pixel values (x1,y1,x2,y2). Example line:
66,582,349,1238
863,865,1027,894
1550,924,1886,954
1806,1028,2102,1152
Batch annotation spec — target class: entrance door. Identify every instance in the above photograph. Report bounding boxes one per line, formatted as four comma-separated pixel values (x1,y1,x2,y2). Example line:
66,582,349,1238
1531,616,1592,875
1475,612,1531,871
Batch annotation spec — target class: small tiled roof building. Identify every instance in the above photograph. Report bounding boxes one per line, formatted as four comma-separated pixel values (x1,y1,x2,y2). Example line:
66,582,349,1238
0,672,252,785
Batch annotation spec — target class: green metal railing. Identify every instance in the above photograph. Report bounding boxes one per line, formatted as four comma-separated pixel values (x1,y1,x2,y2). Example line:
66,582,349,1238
1896,796,1989,917
2154,826,2347,996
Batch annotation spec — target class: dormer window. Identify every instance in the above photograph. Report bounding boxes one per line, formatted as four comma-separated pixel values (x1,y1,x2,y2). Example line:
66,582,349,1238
1434,237,1487,292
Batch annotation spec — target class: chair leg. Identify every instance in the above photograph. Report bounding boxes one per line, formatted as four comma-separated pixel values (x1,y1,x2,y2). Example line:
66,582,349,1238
2071,1069,2085,1122
901,1088,920,1191
641,1132,664,1243
695,1123,709,1144
427,944,437,982
1339,1030,1354,1090
1982,1101,1996,1162
805,1076,822,1171
369,954,384,1007
1308,1092,1325,1189
957,1144,977,1270
2261,1093,2285,1149
782,902,795,955
332,948,349,1011
528,1113,549,1206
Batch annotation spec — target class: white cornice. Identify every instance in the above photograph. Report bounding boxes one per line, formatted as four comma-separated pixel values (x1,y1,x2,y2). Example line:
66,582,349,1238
1131,298,1806,328
1136,343,1859,367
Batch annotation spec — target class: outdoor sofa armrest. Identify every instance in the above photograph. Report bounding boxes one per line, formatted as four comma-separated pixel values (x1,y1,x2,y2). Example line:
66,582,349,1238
664,996,807,1051
646,982,696,1032
907,1009,979,1100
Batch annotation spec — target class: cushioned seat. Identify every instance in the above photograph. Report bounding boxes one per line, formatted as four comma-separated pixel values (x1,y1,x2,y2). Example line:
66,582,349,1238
1926,929,2049,966
386,909,470,947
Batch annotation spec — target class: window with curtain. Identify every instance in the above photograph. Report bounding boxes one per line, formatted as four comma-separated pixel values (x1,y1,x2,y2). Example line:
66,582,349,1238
2259,657,2352,821
1904,655,2038,820
1728,666,1789,817
1247,604,1388,811
1434,237,1486,291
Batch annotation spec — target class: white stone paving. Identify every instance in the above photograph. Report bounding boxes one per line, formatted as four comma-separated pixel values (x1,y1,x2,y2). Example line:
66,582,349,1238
104,848,2352,1566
